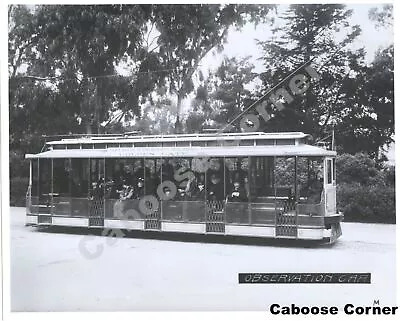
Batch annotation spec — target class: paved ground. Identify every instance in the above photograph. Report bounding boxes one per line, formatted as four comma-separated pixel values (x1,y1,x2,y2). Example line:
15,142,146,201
10,207,396,311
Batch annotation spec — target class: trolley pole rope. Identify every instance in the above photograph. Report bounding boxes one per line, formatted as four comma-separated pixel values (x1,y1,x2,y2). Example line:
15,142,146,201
218,40,350,135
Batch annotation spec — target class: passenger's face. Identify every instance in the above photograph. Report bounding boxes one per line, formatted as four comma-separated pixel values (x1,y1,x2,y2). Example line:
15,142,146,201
211,177,220,185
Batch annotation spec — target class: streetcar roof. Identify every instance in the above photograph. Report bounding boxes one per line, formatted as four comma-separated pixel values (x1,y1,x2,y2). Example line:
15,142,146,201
45,131,309,144
26,144,336,159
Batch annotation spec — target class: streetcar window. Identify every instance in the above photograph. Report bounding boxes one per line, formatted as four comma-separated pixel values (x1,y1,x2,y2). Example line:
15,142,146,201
239,139,254,146
53,144,66,150
192,141,206,147
225,157,249,197
82,144,93,149
31,159,39,198
297,157,324,203
38,159,51,204
147,142,162,147
171,158,192,200
276,139,295,145
104,143,116,148
119,143,133,148
205,158,226,201
206,141,218,147
70,159,89,197
256,139,275,146
105,159,117,199
53,158,71,195
222,139,239,146
176,141,190,147
332,158,336,182
162,142,175,147
144,159,159,196
327,159,333,184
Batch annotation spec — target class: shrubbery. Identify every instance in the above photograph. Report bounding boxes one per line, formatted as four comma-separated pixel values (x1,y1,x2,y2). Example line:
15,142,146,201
337,183,395,223
336,153,395,223
10,176,29,207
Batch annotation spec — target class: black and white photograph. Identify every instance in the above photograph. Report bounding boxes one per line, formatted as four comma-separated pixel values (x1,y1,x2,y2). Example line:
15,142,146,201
3,1,397,316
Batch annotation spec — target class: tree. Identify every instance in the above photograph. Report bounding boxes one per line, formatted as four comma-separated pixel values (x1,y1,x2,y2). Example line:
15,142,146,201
336,153,395,223
8,5,167,185
9,5,162,136
256,5,363,141
150,4,275,133
336,153,384,185
254,4,393,157
333,4,394,158
133,96,177,135
185,56,259,132
334,45,394,158
369,4,393,29
8,5,38,79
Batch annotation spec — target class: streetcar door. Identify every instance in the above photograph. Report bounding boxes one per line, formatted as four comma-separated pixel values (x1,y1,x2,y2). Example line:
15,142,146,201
274,156,297,238
324,157,336,215
205,157,226,234
37,159,53,224
144,158,161,230
88,158,105,227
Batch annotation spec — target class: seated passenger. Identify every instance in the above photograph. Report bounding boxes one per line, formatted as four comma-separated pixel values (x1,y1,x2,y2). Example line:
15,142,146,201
89,178,105,200
133,177,145,199
145,171,158,196
161,185,175,200
229,166,247,186
133,162,151,184
175,162,193,189
207,173,225,201
185,173,206,200
176,187,187,200
118,183,134,201
228,181,248,202
122,165,134,185
301,174,323,204
159,159,174,182
104,177,117,199
207,159,225,180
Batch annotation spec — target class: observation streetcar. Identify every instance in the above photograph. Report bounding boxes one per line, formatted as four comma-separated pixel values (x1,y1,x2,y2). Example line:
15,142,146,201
25,131,343,243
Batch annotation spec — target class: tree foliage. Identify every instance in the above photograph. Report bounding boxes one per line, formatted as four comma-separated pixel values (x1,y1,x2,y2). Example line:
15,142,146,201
368,4,393,29
336,153,395,223
150,4,275,132
185,56,258,132
254,4,393,157
334,45,394,157
9,5,166,136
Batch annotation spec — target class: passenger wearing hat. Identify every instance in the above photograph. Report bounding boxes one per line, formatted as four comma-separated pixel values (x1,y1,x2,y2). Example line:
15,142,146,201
207,173,225,201
228,181,248,202
135,177,145,198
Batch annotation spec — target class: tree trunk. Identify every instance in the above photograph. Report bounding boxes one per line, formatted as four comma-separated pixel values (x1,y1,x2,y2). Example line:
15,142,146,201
175,93,183,134
85,120,92,135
